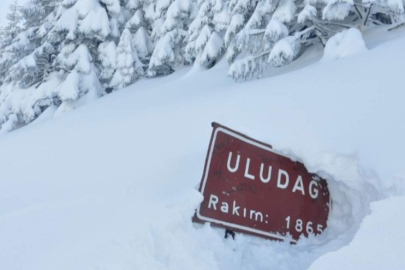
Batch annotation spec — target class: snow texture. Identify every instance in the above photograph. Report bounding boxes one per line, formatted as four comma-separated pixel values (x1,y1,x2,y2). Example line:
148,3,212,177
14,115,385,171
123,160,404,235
264,19,289,43
268,35,300,67
322,28,368,62
272,0,296,23
322,0,353,21
298,4,317,24
310,196,405,269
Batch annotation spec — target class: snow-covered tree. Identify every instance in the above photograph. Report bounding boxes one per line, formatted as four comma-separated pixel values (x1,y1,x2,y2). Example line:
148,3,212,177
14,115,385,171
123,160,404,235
227,0,298,79
4,0,60,88
147,0,196,76
4,0,23,41
110,29,143,89
227,0,405,80
0,0,24,84
0,0,404,134
98,41,117,88
125,0,154,64
50,0,114,113
184,0,229,68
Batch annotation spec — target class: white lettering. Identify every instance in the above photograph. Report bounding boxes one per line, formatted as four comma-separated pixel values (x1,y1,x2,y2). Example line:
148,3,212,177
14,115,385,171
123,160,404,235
309,180,319,199
220,202,229,213
244,158,255,180
250,209,255,219
260,164,272,183
255,211,263,222
227,152,240,173
292,175,305,195
277,169,289,189
285,216,290,229
250,210,263,222
232,200,240,216
208,194,218,210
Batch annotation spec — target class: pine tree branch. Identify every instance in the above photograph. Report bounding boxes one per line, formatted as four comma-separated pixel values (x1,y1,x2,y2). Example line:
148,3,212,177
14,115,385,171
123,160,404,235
363,4,374,26
388,22,405,31
312,19,352,29
353,5,363,19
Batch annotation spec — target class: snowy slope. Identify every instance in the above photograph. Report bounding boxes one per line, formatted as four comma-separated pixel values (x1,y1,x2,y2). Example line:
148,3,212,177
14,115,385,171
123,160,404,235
1,26,405,269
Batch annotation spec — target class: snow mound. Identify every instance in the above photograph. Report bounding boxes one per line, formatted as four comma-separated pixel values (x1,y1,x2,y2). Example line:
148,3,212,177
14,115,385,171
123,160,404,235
322,28,368,62
310,196,405,270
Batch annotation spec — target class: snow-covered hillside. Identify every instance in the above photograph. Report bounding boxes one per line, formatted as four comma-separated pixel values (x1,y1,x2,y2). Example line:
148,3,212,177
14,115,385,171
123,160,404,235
1,26,405,269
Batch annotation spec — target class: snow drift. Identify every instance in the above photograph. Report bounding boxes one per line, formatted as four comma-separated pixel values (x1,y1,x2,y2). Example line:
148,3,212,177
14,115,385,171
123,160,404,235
322,28,368,62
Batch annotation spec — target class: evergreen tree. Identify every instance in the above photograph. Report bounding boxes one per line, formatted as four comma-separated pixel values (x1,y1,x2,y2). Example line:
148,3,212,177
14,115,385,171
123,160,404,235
0,0,404,133
110,28,143,89
125,0,154,64
4,0,23,41
0,0,24,84
98,41,117,88
185,0,228,68
6,0,60,88
51,0,138,113
227,0,405,80
147,0,196,76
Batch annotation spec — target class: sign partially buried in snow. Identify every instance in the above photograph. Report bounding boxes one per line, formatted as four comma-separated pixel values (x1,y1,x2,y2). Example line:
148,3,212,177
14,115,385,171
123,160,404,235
193,123,330,242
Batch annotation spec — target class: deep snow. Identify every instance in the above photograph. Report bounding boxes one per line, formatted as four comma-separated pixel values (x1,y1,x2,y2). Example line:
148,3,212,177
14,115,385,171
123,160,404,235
1,26,405,269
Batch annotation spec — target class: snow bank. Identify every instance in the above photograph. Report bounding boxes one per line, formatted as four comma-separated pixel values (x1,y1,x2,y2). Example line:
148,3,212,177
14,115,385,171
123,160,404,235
310,196,405,270
322,28,368,62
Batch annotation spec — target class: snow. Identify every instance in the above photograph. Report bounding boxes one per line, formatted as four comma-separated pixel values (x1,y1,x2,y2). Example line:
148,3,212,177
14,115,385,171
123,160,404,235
58,70,80,102
322,28,368,62
134,27,153,59
54,7,78,40
110,29,143,89
201,31,224,64
272,0,296,23
298,4,317,24
365,0,405,13
79,8,111,40
212,9,230,32
225,13,244,45
127,9,143,30
0,113,17,134
264,19,289,42
322,0,353,21
268,35,300,67
195,25,212,51
64,44,93,74
0,26,405,269
148,30,177,74
99,41,117,82
310,196,405,270
100,0,122,15
156,0,173,14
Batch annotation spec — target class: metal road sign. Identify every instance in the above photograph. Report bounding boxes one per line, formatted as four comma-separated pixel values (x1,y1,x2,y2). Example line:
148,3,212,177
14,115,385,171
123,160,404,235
193,123,330,242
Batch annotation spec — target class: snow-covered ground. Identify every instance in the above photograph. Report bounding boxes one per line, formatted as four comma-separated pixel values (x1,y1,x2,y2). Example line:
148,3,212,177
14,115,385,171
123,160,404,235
1,26,405,269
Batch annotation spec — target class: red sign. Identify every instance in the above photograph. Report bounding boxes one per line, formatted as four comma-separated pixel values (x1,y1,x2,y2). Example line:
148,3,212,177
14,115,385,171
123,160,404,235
193,123,330,242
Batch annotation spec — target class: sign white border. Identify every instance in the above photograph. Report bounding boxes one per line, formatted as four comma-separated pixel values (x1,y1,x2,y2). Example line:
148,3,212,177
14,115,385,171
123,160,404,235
196,127,297,243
